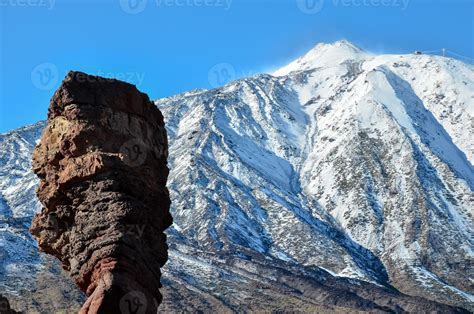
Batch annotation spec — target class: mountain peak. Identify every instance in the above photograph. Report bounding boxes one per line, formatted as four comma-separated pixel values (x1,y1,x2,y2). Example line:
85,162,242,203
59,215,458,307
273,40,367,76
313,39,363,53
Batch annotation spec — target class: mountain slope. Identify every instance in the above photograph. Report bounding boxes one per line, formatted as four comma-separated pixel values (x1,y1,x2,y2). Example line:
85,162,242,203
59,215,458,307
157,42,473,310
1,41,473,312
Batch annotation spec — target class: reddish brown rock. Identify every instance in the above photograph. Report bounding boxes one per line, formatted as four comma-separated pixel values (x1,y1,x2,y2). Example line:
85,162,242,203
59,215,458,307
30,71,172,313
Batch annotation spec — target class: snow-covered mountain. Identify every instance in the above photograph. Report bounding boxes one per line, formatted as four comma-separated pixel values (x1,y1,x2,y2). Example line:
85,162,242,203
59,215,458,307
1,40,473,312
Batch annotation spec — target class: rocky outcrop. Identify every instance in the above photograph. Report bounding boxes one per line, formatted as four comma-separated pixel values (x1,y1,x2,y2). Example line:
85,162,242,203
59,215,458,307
30,71,172,313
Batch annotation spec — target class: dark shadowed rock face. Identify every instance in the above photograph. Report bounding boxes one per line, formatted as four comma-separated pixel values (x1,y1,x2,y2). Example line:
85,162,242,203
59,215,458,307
30,71,172,313
0,295,19,314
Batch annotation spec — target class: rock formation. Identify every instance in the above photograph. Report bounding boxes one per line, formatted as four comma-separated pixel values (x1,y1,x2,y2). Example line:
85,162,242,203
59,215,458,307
30,71,172,313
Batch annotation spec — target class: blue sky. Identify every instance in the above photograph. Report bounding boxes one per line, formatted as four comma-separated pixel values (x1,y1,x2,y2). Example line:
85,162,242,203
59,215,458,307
0,0,473,133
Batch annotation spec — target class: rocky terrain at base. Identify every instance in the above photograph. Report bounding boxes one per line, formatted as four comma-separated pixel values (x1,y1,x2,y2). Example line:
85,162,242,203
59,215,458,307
0,41,472,312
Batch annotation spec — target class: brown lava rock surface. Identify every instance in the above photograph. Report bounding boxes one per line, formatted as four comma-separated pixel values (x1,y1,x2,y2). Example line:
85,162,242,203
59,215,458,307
30,71,172,313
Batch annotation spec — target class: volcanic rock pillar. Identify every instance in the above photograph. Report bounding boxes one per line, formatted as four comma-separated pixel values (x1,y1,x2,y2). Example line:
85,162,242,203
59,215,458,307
30,71,172,313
